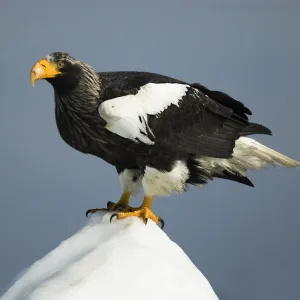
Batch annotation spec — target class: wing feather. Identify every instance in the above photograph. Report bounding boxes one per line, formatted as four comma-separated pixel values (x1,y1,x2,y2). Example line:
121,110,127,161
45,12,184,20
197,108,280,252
99,80,270,158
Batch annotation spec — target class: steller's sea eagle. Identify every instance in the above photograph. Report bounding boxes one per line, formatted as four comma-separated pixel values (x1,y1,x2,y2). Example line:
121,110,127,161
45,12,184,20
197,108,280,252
30,52,300,228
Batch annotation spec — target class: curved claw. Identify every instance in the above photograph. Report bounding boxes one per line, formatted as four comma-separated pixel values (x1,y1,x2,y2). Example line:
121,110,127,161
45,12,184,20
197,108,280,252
158,217,165,229
145,218,148,225
110,212,118,223
85,209,92,218
106,201,115,210
86,208,108,218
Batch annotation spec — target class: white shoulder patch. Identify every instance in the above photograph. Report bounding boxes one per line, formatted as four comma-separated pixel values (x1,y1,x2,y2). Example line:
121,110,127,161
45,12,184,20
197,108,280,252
99,83,188,144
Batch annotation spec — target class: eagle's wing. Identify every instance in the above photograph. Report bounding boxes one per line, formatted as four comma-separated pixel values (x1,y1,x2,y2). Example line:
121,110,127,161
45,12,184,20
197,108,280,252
99,79,271,158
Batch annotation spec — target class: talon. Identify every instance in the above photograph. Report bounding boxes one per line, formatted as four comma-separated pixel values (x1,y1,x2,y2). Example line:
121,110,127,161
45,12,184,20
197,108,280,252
110,213,118,223
158,217,165,229
145,218,148,225
86,209,101,218
106,201,115,210
85,208,108,218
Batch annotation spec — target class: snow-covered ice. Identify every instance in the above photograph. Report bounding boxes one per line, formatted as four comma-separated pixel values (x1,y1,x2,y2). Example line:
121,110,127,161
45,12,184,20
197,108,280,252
1,213,219,300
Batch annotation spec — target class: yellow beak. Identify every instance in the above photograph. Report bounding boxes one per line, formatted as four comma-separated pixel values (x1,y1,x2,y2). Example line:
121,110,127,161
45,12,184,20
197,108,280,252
30,59,61,87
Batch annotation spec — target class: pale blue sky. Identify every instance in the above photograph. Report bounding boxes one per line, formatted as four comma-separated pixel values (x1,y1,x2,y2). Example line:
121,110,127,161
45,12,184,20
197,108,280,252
1,1,300,299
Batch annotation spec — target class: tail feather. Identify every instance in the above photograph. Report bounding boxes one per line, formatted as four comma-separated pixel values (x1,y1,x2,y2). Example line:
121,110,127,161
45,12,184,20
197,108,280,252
241,123,272,136
193,137,300,187
213,170,254,187
234,137,300,169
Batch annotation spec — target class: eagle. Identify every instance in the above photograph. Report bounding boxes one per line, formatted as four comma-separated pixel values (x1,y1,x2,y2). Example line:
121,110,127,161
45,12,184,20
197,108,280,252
30,52,300,228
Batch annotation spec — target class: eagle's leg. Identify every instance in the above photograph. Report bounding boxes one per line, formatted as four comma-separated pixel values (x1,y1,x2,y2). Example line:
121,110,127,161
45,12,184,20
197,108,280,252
110,196,164,228
85,192,133,217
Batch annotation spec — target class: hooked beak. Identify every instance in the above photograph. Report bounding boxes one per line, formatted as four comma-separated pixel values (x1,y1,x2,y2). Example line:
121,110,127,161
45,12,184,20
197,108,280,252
30,59,61,87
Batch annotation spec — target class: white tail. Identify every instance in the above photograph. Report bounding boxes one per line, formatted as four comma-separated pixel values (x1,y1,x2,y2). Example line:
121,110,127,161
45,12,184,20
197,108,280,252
197,137,300,176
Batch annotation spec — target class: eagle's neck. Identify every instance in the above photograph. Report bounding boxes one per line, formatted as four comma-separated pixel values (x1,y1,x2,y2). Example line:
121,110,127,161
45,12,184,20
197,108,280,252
52,64,104,151
53,62,101,114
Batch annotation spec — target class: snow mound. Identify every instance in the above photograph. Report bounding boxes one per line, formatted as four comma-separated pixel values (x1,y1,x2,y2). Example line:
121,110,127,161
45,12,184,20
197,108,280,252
1,213,219,300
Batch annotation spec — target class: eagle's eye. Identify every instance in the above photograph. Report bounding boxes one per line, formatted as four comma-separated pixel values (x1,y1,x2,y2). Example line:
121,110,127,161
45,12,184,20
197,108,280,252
57,61,64,68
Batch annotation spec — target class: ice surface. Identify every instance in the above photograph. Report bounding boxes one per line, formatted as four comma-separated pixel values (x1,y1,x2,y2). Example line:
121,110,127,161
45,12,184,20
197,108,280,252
1,213,219,300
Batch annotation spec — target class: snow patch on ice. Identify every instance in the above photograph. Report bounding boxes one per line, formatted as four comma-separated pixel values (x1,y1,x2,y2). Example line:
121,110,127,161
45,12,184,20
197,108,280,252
1,213,219,300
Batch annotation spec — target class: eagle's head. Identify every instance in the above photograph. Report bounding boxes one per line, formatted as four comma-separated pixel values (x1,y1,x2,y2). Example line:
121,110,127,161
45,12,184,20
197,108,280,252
30,52,99,95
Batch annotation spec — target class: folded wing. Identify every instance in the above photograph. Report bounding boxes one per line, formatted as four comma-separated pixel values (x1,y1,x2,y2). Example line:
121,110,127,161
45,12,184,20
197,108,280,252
99,81,271,158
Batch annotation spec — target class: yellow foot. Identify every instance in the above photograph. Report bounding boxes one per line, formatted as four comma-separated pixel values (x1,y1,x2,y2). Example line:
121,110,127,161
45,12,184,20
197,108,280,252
85,201,134,218
110,207,165,229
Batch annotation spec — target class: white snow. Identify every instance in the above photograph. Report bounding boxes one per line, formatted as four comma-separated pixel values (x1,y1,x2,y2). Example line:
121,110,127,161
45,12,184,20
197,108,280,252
1,213,219,300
